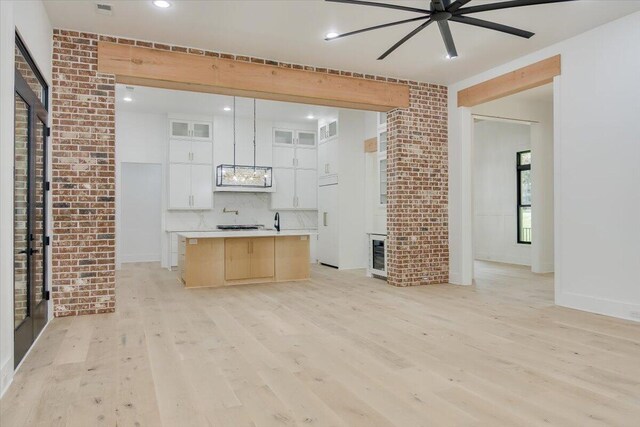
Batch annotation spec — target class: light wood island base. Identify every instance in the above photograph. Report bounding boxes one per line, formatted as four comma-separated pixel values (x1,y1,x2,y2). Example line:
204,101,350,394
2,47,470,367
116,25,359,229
178,233,311,288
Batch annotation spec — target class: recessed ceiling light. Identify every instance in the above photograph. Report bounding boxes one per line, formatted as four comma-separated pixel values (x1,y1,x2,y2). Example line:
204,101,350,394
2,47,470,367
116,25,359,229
152,0,171,8
325,32,339,40
123,96,133,102
306,114,315,120
223,106,231,111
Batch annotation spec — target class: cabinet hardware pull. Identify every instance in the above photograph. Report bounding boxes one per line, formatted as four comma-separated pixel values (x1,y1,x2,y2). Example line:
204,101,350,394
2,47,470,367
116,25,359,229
323,212,328,226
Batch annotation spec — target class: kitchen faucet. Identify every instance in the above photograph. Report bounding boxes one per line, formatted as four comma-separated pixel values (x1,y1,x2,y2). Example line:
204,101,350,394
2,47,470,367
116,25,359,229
274,212,280,232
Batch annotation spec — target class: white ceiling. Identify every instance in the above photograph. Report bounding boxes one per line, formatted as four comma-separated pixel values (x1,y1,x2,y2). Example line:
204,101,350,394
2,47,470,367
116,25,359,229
44,1,640,84
116,84,339,123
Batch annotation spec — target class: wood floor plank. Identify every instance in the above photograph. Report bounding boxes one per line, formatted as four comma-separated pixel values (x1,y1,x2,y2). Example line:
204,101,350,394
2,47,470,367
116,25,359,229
1,261,639,426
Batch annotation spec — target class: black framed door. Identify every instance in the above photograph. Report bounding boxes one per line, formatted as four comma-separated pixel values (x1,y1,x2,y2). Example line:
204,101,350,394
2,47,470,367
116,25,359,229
14,35,49,367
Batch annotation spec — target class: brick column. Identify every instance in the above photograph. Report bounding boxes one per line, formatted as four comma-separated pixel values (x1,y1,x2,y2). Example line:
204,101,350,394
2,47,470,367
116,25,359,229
51,30,116,316
386,82,449,286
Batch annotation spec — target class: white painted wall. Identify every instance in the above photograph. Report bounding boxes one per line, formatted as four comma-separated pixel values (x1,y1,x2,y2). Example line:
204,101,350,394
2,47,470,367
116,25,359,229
473,120,531,266
120,163,162,263
0,0,52,397
449,12,640,321
337,109,368,269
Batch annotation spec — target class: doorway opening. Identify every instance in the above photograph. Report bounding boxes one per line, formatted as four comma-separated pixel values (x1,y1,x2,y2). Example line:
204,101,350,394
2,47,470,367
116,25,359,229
470,83,555,296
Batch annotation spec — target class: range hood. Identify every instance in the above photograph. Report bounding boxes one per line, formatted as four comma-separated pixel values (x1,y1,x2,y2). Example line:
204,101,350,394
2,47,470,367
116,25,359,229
216,97,273,190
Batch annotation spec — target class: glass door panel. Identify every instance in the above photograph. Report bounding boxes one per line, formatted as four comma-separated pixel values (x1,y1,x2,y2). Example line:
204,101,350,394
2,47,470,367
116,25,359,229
14,94,29,329
34,120,46,304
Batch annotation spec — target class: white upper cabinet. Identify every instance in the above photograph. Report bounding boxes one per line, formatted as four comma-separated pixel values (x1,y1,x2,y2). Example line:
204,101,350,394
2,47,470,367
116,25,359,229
170,120,190,139
169,140,191,164
190,164,213,209
271,168,295,210
170,119,212,141
296,147,317,170
190,140,213,164
297,131,316,148
318,137,338,178
191,121,212,140
169,163,191,209
295,169,317,209
168,116,213,210
273,128,294,146
319,120,338,143
271,126,317,210
273,145,295,168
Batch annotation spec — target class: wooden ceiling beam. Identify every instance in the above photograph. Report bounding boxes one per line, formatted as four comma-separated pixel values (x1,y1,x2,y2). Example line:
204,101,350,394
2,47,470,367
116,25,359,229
98,42,410,112
457,55,561,108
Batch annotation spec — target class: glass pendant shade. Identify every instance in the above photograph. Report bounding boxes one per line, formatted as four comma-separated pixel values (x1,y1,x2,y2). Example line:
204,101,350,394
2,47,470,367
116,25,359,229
216,165,273,188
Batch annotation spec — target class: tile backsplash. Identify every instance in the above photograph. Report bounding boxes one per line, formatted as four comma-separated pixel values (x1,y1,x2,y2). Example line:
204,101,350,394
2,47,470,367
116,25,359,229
165,192,317,232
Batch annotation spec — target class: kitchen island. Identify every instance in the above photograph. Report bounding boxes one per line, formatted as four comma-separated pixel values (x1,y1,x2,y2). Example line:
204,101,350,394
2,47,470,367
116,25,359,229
177,230,315,288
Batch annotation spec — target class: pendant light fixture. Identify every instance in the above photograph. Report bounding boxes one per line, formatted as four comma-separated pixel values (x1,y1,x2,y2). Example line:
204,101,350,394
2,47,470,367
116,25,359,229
216,97,273,188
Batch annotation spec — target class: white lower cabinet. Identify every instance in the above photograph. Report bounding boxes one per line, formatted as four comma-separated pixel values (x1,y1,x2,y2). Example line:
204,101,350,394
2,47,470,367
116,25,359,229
169,163,212,209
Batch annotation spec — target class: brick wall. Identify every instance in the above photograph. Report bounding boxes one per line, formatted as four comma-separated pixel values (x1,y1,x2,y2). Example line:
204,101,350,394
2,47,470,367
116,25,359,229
52,30,116,316
50,29,448,316
387,83,449,286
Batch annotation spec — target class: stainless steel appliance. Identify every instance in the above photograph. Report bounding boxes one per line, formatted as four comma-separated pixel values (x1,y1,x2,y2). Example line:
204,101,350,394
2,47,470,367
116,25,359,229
368,234,387,278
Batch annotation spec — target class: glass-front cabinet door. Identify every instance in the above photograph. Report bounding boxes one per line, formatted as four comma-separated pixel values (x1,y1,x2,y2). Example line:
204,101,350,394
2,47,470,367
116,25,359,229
170,120,190,138
191,121,212,140
273,128,294,146
296,131,316,148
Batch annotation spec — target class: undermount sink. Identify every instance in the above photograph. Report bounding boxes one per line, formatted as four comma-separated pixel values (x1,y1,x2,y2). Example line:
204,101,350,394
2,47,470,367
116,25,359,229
216,225,264,230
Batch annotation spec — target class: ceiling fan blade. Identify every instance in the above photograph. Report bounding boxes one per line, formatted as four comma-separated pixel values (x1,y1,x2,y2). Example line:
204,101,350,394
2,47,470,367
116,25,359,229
454,0,575,15
437,20,458,58
378,19,434,60
431,0,447,12
325,16,429,41
447,0,472,13
450,15,534,38
325,0,431,14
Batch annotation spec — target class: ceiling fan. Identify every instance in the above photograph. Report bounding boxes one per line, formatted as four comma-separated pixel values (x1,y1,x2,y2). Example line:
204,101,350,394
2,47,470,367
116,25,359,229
325,0,575,59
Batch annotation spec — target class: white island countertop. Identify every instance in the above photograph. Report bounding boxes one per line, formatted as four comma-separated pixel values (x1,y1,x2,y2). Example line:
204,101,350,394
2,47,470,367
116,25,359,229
177,229,317,239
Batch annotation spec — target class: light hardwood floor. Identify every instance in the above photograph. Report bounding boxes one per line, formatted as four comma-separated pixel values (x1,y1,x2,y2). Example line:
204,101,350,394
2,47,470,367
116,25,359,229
2,261,639,426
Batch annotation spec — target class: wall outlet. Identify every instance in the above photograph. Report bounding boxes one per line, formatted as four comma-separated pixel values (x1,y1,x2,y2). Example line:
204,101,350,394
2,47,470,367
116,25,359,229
629,311,640,320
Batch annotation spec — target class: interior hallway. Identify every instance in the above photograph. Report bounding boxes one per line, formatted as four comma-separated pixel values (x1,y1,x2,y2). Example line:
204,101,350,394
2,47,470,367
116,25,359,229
1,263,639,426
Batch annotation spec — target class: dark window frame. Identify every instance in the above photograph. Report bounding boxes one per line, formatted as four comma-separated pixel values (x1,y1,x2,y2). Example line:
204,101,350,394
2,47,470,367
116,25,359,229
15,33,49,110
517,150,531,244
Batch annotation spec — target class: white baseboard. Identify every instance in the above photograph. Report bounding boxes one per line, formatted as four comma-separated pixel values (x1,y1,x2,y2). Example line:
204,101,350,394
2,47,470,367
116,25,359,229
556,291,640,323
474,253,531,267
532,262,554,274
448,271,462,285
1,357,13,398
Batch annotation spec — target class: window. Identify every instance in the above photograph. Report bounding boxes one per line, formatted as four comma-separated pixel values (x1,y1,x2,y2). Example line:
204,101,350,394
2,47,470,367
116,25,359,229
517,151,531,244
379,158,387,205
